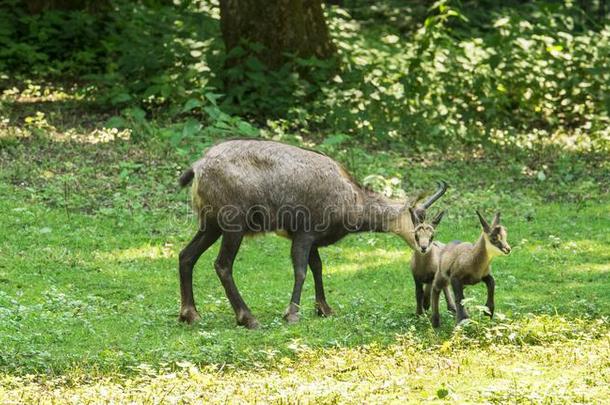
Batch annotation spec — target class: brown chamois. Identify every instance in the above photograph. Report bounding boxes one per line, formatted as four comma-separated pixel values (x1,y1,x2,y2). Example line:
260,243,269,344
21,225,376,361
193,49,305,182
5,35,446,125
409,205,456,315
431,210,511,328
177,139,447,328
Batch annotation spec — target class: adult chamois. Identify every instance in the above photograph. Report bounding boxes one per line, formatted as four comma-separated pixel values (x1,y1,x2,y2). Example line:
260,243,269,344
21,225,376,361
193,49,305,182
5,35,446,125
178,139,447,328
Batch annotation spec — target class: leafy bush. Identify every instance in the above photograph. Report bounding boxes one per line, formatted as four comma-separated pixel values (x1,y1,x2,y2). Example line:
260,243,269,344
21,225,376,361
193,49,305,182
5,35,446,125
1,0,608,151
0,0,222,110
0,0,107,75
300,1,610,148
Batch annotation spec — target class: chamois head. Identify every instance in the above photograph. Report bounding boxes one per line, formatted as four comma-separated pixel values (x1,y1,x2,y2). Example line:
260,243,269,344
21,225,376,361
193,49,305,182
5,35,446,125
476,210,511,255
392,181,447,249
409,207,445,254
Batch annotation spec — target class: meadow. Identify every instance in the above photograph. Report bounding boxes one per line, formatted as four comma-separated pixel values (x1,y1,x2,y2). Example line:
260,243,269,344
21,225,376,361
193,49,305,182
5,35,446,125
0,91,608,401
1,0,609,402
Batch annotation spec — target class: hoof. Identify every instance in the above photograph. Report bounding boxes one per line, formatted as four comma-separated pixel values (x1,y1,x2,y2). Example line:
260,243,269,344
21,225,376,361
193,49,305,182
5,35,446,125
315,302,334,317
237,317,260,330
447,305,457,314
178,307,201,324
236,311,260,329
284,312,300,324
284,303,300,324
431,314,440,328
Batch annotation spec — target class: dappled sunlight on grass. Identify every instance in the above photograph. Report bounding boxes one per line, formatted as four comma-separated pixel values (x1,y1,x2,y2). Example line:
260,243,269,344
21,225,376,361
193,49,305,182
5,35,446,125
0,116,132,144
94,244,175,262
523,238,609,255
326,248,406,275
570,261,610,275
1,331,607,403
2,83,82,103
1,84,132,144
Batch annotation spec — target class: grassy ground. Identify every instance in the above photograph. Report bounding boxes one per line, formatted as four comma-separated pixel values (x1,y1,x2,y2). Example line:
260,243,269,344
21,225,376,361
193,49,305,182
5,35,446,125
1,93,609,402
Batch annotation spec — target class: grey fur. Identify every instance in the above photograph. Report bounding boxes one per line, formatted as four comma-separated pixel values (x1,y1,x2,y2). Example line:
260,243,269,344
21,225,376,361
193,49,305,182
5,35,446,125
177,139,447,327
187,140,445,245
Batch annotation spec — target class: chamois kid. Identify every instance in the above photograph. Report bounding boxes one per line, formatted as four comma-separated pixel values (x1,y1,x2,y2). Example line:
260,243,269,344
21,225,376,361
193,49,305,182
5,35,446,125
409,206,456,315
431,210,511,327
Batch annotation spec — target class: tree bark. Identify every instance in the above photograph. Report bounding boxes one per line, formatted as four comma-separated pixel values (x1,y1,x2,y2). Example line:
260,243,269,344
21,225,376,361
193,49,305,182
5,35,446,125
219,0,336,69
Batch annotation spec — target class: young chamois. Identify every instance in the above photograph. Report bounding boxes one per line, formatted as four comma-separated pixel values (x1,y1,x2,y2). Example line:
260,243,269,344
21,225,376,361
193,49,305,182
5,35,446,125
178,139,447,328
431,211,511,327
409,205,456,315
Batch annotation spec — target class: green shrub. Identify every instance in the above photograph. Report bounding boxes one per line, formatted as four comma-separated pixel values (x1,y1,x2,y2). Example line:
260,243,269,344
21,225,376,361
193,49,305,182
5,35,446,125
1,0,608,150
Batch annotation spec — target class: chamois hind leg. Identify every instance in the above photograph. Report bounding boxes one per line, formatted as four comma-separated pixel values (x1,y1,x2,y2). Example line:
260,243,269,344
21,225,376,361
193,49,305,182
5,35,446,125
443,286,457,313
431,273,447,328
309,247,333,317
482,274,495,318
178,226,221,324
214,231,259,329
284,233,314,323
451,277,469,324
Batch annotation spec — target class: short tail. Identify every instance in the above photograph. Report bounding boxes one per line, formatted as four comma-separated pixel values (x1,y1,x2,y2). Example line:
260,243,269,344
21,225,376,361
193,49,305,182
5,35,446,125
178,167,195,188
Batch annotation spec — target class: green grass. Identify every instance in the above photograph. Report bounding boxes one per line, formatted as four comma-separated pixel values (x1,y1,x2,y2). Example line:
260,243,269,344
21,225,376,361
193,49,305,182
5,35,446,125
1,124,609,401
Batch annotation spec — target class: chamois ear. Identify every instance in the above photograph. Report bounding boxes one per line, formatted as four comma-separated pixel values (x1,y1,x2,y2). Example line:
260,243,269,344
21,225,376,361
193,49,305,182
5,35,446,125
476,210,491,233
408,207,420,226
492,212,501,227
431,210,446,228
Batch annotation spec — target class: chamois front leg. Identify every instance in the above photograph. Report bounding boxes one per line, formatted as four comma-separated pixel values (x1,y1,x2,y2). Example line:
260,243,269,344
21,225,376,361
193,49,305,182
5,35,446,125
423,283,432,310
450,277,469,324
430,273,446,328
284,234,314,323
309,247,333,317
415,279,425,315
430,287,441,328
482,274,495,318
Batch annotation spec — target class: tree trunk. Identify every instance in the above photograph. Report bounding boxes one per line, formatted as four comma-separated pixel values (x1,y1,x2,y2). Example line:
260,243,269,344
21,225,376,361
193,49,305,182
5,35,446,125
219,0,336,69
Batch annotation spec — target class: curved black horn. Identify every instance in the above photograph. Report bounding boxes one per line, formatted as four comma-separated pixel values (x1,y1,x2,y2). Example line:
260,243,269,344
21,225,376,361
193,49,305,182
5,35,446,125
421,180,448,209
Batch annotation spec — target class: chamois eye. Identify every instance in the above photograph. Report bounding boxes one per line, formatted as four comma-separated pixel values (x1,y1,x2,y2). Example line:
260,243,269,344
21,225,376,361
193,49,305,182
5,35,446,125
415,235,419,242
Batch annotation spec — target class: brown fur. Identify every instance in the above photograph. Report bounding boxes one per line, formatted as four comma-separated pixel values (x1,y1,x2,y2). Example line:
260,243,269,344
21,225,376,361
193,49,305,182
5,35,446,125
409,208,455,315
431,211,511,327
